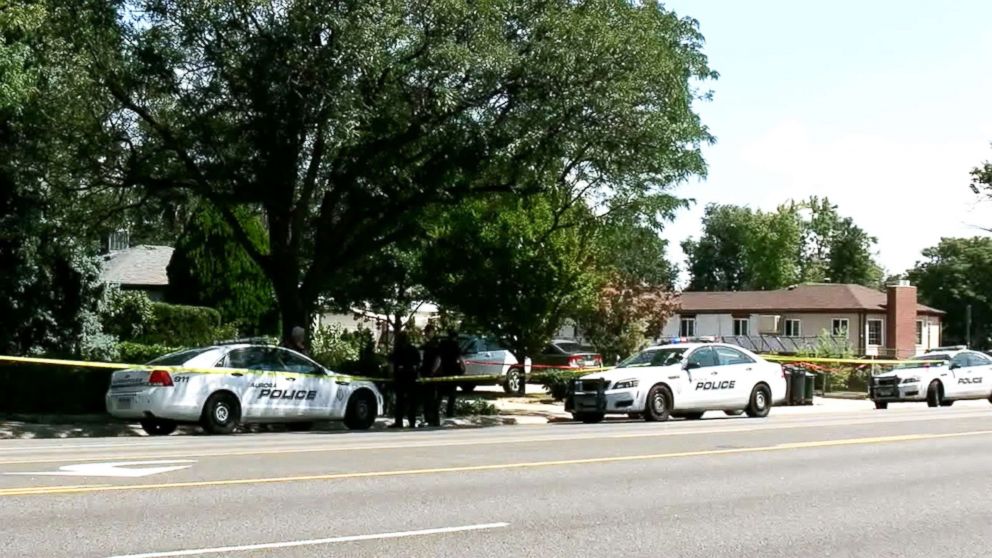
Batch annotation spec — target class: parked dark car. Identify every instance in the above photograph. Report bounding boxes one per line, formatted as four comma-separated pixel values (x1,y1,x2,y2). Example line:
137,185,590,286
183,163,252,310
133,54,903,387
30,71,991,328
533,340,603,369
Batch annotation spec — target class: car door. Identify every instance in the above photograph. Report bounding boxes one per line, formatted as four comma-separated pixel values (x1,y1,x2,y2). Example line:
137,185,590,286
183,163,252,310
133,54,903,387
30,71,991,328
967,352,992,398
272,348,337,418
682,347,721,409
712,345,757,407
220,347,283,419
955,352,989,398
461,336,503,377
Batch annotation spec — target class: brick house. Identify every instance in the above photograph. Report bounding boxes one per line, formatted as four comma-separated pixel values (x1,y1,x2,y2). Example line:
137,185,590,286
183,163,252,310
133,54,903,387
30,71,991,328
660,282,944,358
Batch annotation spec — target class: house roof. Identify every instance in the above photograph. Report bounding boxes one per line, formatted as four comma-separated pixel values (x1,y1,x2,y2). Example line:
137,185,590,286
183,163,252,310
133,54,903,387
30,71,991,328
100,245,174,287
676,283,944,316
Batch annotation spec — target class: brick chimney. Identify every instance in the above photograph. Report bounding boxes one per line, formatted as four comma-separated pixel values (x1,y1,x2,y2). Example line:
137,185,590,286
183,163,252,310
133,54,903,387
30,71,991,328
886,280,917,359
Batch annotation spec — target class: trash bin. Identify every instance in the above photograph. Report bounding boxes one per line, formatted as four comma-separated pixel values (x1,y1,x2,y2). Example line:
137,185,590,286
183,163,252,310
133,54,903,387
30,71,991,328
803,373,815,404
789,368,806,406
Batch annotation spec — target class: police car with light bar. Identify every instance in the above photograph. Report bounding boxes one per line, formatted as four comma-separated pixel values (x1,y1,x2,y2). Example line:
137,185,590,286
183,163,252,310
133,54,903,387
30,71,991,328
106,342,383,436
869,346,992,409
565,338,787,423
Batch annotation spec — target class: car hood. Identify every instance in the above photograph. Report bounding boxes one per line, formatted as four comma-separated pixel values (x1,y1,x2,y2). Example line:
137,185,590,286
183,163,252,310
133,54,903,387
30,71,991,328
877,364,943,377
579,365,676,382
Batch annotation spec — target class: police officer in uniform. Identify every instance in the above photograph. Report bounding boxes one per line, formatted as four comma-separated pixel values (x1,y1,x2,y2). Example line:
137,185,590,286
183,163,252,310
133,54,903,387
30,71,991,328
388,331,421,429
419,324,442,427
437,329,465,418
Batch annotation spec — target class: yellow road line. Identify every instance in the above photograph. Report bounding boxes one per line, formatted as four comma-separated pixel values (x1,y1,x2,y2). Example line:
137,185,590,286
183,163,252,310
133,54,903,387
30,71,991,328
2,410,990,466
2,430,989,498
0,484,110,495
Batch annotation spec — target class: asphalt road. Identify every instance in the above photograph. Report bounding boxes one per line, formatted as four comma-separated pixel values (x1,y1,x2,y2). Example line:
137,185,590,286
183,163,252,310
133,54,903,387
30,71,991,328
2,402,992,558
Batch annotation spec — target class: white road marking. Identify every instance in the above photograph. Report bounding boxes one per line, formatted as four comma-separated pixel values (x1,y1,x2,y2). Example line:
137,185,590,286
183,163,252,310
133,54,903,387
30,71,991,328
104,523,510,558
4,460,195,478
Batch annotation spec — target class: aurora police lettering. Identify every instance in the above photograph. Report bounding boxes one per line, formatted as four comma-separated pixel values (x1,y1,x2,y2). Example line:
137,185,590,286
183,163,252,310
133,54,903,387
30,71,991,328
695,380,736,391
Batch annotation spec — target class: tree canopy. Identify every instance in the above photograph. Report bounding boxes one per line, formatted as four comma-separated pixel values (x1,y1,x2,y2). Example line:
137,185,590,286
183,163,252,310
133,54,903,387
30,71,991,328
683,197,881,291
907,237,992,349
52,0,716,340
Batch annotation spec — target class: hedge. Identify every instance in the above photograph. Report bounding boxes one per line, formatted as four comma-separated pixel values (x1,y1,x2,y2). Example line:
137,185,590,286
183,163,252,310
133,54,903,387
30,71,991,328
116,341,186,365
141,302,224,346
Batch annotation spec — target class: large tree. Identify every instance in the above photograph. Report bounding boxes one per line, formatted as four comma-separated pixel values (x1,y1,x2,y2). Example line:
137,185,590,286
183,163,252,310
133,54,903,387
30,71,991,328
907,237,992,348
55,0,715,341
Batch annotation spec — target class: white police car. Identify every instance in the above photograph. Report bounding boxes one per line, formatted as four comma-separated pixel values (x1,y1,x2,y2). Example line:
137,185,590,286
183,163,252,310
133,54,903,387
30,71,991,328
106,342,383,436
869,346,992,409
565,341,787,423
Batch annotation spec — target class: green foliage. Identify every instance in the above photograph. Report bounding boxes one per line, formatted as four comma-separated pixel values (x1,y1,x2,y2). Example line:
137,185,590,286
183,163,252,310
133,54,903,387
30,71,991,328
452,398,498,417
141,302,224,346
421,195,602,360
116,341,185,365
54,0,715,338
309,324,374,371
684,198,881,291
795,329,854,359
538,370,577,401
99,287,155,340
167,205,278,335
907,237,992,348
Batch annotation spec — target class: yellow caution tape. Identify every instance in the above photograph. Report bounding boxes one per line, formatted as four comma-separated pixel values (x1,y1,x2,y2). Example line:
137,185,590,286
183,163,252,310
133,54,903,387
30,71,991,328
761,355,930,366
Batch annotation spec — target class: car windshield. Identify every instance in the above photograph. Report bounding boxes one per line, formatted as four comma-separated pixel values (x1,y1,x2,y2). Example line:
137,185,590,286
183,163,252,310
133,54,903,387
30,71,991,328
146,348,213,366
895,354,949,369
619,348,687,368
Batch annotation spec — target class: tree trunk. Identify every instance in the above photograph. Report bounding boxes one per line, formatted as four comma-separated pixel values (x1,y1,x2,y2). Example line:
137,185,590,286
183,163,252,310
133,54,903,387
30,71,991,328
273,279,312,347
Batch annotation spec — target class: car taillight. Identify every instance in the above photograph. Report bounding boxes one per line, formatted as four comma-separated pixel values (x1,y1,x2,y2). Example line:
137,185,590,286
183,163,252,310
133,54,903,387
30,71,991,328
148,369,174,387
568,355,582,367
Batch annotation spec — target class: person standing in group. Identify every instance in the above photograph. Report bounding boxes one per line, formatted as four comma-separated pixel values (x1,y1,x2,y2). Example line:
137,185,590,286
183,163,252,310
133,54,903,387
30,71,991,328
437,329,465,418
283,326,308,356
419,324,442,427
388,331,421,429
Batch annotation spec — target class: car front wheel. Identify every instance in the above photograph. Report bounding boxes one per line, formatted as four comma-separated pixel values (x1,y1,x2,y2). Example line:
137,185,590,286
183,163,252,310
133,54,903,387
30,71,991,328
874,400,888,410
201,392,240,435
644,385,673,422
575,412,604,424
503,368,523,394
926,380,943,408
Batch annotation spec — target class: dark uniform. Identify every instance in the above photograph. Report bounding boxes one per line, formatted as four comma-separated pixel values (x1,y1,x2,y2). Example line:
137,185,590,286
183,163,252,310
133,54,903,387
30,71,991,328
437,334,465,418
389,339,422,428
419,337,442,426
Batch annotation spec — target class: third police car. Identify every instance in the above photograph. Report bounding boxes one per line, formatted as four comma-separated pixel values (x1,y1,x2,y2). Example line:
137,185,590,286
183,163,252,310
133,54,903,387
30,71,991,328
869,346,992,409
565,340,787,423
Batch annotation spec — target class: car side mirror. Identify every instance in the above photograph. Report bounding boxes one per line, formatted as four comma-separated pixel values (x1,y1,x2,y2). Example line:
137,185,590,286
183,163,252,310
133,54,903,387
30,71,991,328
685,362,701,371
949,363,960,370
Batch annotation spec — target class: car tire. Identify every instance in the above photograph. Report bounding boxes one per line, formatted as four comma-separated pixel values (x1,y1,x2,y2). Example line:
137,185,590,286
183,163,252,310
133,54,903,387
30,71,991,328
682,412,704,420
576,412,605,424
140,419,177,436
724,410,744,416
344,390,377,430
745,385,771,418
643,384,673,422
460,383,476,393
874,400,888,410
201,392,240,435
926,380,942,408
503,368,523,394
287,421,314,432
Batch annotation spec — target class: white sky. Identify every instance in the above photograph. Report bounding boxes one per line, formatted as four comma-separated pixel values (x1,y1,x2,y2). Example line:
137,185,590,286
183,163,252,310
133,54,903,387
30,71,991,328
661,0,992,287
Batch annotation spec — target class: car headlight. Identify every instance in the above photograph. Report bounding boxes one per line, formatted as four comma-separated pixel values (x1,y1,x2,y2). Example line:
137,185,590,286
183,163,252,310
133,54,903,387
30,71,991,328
901,376,920,384
612,379,639,390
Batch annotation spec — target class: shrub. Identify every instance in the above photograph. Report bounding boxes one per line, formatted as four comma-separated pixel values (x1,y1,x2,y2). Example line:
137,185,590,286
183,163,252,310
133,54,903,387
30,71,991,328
117,341,186,365
310,324,374,371
538,370,577,401
141,302,223,346
99,287,155,340
452,398,498,417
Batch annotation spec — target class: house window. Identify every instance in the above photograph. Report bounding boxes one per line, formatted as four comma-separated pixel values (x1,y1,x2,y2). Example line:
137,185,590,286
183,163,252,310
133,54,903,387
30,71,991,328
832,318,849,337
784,319,801,337
733,319,749,336
680,318,696,337
916,320,924,346
867,319,883,346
